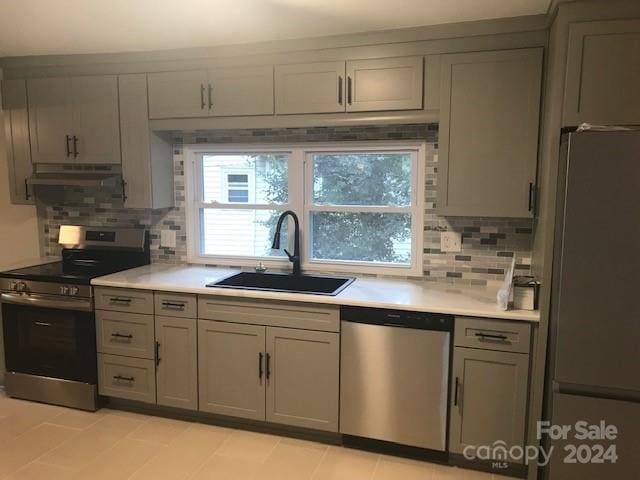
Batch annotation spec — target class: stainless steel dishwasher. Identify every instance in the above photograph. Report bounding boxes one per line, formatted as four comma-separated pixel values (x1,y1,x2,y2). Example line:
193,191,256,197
340,307,453,451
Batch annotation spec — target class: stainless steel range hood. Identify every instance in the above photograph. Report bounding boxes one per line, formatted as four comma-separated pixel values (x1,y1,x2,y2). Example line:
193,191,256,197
27,172,121,188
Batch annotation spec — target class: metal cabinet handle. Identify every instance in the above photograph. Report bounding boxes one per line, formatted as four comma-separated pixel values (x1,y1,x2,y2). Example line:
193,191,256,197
528,182,535,212
200,84,206,109
347,76,353,105
475,332,508,341
208,83,213,110
110,297,132,304
72,136,79,157
265,353,271,380
161,301,185,310
113,375,135,382
338,76,343,105
258,352,263,380
155,341,161,366
454,376,460,407
111,332,133,340
24,178,31,200
65,135,72,157
35,321,52,327
121,179,127,203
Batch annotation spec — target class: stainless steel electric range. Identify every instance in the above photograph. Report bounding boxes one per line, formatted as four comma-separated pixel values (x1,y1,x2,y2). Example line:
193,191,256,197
0,225,150,411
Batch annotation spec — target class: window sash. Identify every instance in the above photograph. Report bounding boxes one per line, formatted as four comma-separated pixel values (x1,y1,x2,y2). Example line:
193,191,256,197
185,143,424,276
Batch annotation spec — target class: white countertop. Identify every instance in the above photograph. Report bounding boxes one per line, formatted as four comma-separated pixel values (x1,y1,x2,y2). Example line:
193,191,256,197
91,264,539,322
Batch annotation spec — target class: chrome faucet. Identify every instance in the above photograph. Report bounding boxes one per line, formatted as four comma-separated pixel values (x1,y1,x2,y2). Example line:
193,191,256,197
271,210,301,276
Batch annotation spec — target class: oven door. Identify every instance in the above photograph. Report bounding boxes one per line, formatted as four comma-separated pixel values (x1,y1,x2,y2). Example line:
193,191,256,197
1,293,97,384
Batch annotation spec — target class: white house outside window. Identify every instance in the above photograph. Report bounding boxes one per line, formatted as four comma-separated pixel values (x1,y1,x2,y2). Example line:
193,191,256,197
185,142,425,276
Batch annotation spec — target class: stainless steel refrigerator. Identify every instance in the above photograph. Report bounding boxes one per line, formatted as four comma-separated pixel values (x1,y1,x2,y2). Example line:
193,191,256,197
544,130,640,478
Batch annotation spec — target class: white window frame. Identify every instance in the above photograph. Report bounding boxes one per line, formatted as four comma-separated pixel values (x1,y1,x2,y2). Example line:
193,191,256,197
184,141,425,276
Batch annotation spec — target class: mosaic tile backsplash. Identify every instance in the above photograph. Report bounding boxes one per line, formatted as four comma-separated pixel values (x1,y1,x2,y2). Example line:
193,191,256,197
37,124,532,285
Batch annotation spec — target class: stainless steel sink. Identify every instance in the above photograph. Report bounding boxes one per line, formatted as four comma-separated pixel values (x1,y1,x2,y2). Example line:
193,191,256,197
206,272,355,296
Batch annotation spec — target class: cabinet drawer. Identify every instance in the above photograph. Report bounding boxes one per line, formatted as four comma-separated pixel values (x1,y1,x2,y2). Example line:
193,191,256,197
154,292,197,318
96,310,155,359
98,353,156,403
94,287,154,314
198,296,339,332
454,317,531,353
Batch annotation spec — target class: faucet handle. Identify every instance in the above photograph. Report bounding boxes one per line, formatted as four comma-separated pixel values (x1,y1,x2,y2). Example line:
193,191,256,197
283,249,297,261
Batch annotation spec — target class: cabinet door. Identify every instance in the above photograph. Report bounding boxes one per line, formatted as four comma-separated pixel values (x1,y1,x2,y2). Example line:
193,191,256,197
266,327,339,432
156,316,198,411
437,48,542,217
27,77,74,164
449,347,529,463
71,75,121,164
208,66,274,116
148,70,209,119
2,80,33,204
563,19,640,126
275,62,345,114
346,56,423,112
198,320,266,421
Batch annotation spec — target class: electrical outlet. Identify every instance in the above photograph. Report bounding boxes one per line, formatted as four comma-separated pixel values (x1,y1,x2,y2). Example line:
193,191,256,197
441,231,462,252
160,229,177,248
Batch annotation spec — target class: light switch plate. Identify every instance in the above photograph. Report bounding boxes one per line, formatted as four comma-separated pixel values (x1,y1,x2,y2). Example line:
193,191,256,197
441,231,462,252
160,229,177,248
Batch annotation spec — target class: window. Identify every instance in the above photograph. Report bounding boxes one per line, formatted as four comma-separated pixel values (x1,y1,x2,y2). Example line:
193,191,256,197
186,142,424,275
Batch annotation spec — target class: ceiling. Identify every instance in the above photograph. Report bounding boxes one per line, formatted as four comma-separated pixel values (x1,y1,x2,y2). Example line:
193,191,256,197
0,0,552,57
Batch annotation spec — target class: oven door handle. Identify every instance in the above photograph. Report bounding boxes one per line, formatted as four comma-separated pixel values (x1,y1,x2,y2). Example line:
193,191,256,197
0,293,93,312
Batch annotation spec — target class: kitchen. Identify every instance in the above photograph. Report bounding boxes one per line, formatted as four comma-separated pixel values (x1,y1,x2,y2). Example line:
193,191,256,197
0,0,639,479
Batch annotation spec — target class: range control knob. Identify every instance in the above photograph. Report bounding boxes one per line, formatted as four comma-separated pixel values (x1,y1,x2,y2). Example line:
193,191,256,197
60,286,70,295
15,281,28,292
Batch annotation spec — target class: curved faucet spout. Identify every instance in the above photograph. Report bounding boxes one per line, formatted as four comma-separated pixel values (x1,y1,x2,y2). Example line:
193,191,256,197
272,210,301,275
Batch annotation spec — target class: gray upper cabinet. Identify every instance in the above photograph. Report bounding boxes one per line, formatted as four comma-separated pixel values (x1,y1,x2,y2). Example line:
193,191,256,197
449,347,529,463
27,75,120,165
156,316,198,411
71,76,120,164
198,320,266,421
27,77,74,164
437,48,542,217
563,19,640,127
147,70,209,119
265,327,339,432
119,74,174,209
1,79,33,204
148,66,274,119
346,56,423,112
208,66,274,116
275,61,345,114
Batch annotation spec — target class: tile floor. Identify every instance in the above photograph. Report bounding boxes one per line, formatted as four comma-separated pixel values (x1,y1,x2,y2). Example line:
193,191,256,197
0,389,512,480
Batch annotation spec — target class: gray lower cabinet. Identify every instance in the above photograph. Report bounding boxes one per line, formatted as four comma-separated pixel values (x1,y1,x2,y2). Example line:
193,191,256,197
156,316,198,410
449,347,529,463
198,320,266,421
98,353,157,404
1,79,33,204
437,48,542,217
197,319,340,431
563,19,640,126
266,327,339,432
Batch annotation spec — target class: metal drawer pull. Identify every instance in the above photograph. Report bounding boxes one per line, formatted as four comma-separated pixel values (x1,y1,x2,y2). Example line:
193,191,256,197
110,297,132,304
475,332,508,341
113,375,135,382
35,321,52,327
161,301,185,310
258,352,263,380
65,135,72,157
155,341,161,366
265,353,271,380
454,376,460,407
111,332,133,340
